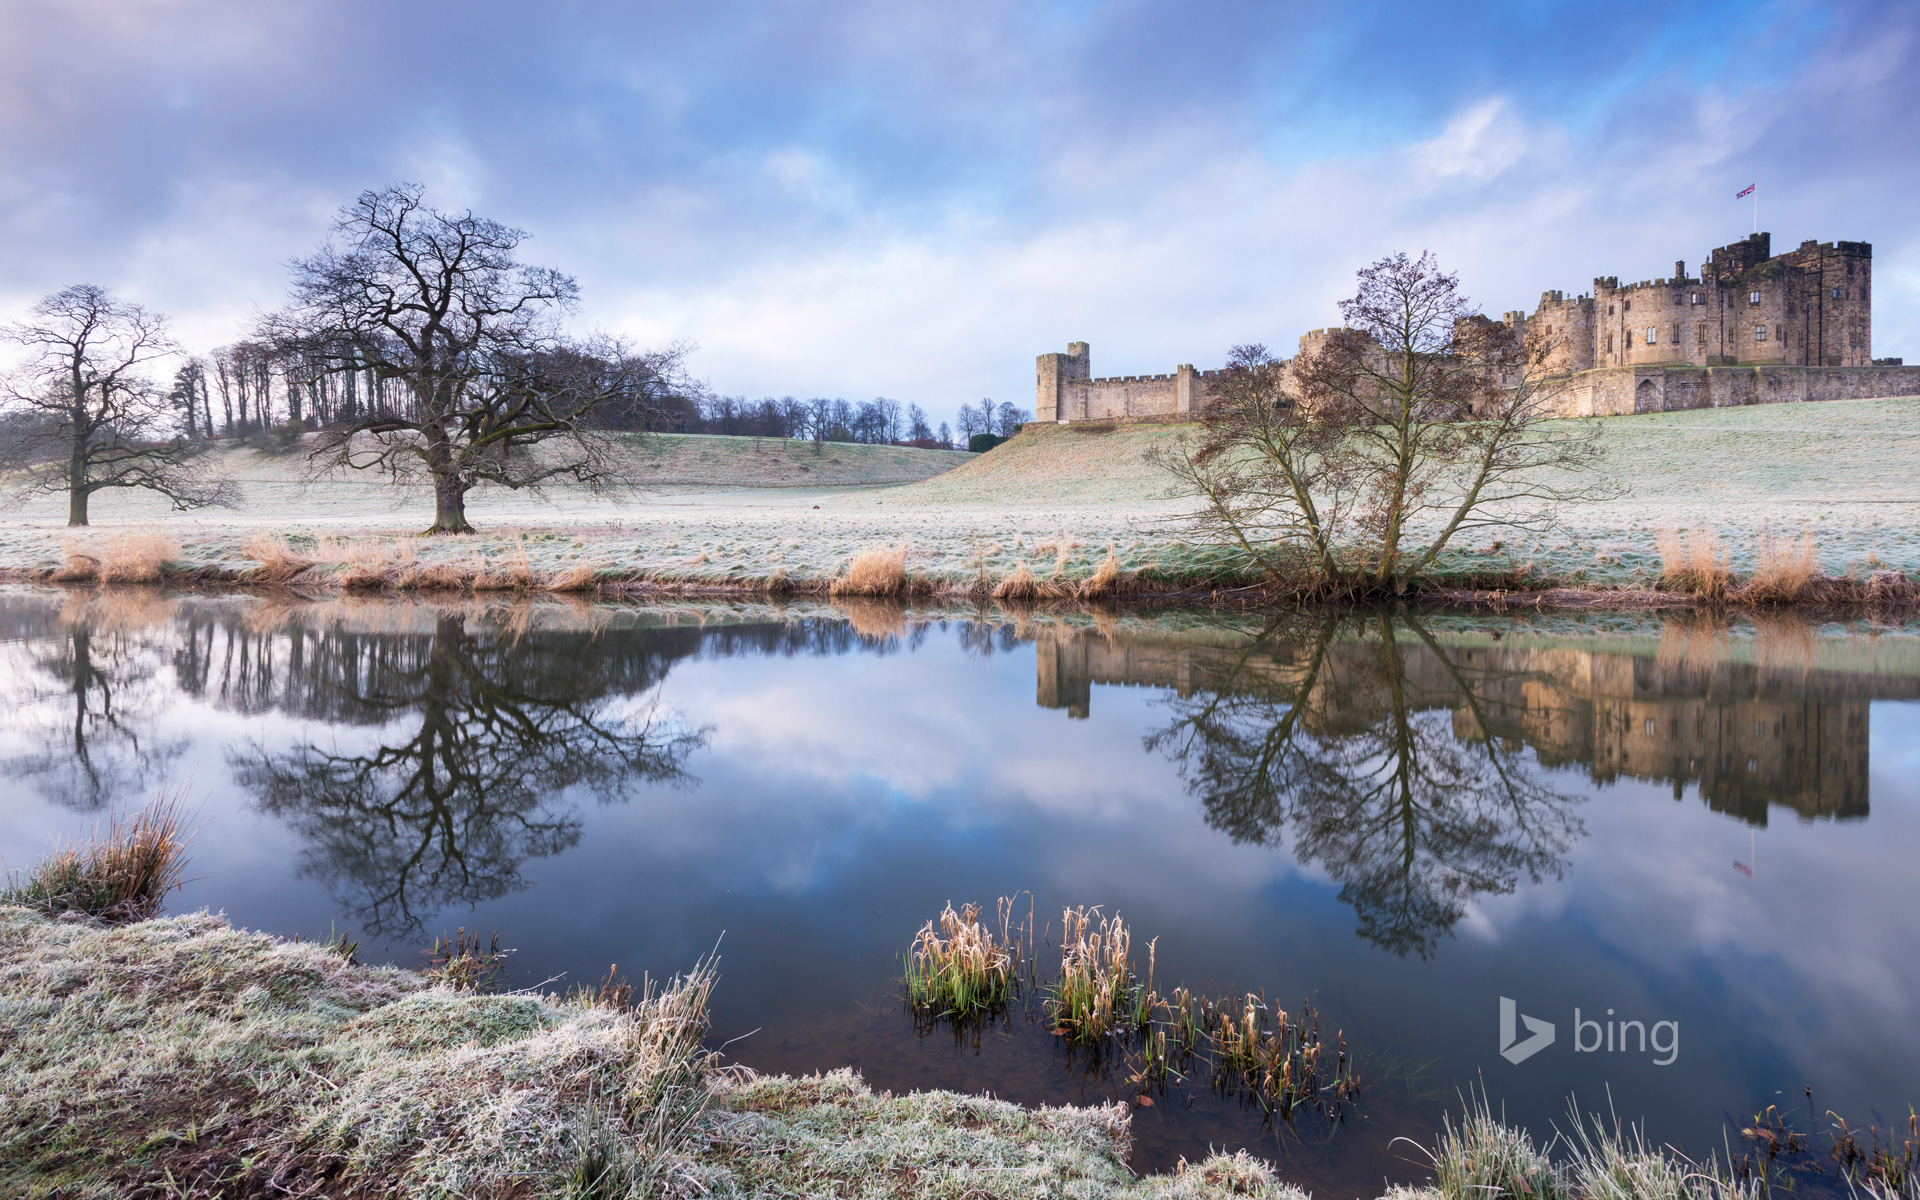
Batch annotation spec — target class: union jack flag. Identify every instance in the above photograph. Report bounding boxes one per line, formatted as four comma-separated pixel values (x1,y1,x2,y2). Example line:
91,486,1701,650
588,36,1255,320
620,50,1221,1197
1736,183,1756,198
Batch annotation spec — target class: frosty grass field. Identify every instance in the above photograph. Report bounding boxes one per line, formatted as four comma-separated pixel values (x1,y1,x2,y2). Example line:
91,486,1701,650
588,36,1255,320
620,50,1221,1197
5,398,1918,592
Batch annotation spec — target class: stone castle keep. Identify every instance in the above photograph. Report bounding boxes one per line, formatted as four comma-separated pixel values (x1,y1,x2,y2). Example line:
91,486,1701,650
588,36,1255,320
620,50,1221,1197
1037,232,1920,420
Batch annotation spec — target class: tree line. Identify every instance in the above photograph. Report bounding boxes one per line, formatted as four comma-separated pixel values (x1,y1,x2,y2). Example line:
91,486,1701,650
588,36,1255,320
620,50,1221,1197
646,393,1027,448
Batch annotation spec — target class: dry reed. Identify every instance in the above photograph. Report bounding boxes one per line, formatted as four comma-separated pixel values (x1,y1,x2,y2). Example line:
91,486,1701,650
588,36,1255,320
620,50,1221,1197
1655,528,1733,599
472,544,536,591
322,537,417,590
544,562,603,592
830,545,910,597
48,539,100,582
240,533,316,583
95,531,179,583
1742,532,1817,603
993,563,1041,601
1078,549,1123,598
2,795,193,923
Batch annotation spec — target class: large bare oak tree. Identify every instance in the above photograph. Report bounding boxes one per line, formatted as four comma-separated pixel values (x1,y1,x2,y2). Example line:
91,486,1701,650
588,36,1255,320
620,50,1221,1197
0,285,233,526
264,184,672,533
1155,252,1617,597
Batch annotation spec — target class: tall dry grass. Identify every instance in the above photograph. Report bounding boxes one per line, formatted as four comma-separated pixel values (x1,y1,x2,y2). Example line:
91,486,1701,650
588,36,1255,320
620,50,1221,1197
240,534,317,583
2,795,193,923
321,536,418,590
472,544,537,591
544,562,604,592
1743,532,1817,603
48,539,101,582
1078,549,1123,598
1655,529,1733,599
830,545,909,597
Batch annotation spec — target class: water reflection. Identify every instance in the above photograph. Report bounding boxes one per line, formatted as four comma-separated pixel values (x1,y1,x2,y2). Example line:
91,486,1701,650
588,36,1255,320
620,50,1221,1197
1138,613,1584,957
0,595,189,809
2,588,1916,1184
221,608,708,936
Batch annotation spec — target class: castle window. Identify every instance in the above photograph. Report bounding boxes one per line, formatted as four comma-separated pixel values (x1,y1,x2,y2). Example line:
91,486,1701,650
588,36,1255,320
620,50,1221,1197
1748,291,1761,306
1691,293,1703,305
1624,299,1632,312
1697,324,1708,345
1645,326,1657,344
1605,334,1614,352
1832,287,1841,300
1755,325,1767,342
1672,322,1681,344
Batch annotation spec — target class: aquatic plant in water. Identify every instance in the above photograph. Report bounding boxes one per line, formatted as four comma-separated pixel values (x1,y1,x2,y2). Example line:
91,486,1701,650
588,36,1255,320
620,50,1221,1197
902,898,1032,1019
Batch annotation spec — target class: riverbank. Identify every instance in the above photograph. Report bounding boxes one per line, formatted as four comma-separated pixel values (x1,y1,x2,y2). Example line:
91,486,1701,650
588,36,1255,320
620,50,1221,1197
4,398,1918,609
3,903,1845,1200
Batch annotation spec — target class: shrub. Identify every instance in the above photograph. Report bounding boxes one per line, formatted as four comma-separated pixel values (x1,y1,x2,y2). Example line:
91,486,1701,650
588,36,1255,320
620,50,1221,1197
968,433,1007,453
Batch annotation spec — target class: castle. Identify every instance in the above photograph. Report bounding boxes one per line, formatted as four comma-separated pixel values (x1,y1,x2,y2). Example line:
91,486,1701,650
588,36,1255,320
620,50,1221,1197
1037,232,1920,421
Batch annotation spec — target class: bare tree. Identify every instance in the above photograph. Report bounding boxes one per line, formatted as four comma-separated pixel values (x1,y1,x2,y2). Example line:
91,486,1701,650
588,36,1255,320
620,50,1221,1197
0,285,233,526
994,401,1031,437
262,184,664,534
1155,252,1616,597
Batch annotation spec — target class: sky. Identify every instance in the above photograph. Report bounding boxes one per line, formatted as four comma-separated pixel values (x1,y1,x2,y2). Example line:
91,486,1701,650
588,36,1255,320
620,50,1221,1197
2,0,1917,430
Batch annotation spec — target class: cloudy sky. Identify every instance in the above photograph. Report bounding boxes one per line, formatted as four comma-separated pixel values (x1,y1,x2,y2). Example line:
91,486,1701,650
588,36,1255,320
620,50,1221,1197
2,0,1916,428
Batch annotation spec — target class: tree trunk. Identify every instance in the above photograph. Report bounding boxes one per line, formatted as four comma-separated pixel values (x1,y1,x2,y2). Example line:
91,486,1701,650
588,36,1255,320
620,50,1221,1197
68,435,88,526
428,470,474,534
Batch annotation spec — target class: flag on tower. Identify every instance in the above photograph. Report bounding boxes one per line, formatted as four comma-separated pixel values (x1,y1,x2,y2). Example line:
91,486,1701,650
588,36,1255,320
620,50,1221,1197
1735,183,1756,198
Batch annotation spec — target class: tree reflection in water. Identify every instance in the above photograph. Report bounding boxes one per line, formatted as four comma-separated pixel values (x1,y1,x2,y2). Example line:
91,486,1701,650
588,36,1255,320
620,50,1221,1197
0,595,188,810
229,609,706,938
1147,613,1584,957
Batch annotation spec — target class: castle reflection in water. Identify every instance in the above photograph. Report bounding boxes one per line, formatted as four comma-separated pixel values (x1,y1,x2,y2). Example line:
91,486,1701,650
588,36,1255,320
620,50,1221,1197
1036,625,1914,826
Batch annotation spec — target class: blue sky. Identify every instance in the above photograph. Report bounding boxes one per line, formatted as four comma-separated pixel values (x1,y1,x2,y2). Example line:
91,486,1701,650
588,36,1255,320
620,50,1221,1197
2,0,1916,428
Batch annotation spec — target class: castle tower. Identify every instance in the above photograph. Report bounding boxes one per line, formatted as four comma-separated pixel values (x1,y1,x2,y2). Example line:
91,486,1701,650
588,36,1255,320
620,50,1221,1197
1035,341,1090,423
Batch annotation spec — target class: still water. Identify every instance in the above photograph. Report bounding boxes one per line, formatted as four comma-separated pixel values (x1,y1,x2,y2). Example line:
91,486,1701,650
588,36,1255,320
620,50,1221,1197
2,587,1916,1194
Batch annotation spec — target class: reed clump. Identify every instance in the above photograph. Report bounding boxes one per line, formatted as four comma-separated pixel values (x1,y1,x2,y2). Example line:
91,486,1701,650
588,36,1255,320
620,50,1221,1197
1209,994,1354,1116
49,539,101,582
1740,532,1817,603
1078,549,1123,598
1,796,192,923
903,900,1031,1019
97,530,180,583
830,544,910,597
545,562,604,592
322,536,417,589
1655,528,1732,599
472,544,537,591
240,533,317,583
422,927,510,993
1049,906,1153,1041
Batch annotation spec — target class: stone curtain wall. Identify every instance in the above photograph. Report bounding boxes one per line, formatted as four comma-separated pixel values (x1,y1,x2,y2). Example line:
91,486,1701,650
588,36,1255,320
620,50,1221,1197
1546,363,1920,416
1035,343,1222,423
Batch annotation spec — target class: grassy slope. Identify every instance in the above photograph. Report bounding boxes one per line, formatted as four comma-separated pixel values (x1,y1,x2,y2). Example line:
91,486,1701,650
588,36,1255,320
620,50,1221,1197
2,399,1915,591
